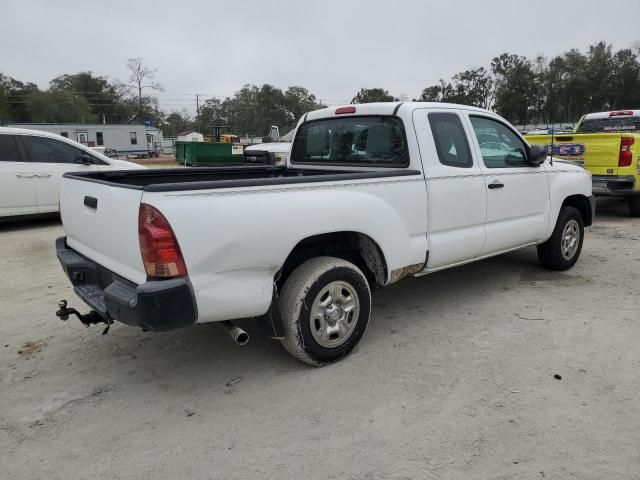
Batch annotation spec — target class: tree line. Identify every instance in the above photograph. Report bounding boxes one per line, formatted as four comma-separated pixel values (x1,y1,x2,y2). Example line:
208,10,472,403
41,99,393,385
351,41,640,125
418,41,640,125
2,41,639,135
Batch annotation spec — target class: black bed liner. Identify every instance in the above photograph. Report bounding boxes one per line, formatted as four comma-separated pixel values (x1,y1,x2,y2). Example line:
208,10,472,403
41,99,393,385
63,166,422,192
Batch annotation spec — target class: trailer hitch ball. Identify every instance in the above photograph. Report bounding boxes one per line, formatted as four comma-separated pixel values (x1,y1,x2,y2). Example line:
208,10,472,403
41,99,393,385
55,299,112,334
56,300,72,321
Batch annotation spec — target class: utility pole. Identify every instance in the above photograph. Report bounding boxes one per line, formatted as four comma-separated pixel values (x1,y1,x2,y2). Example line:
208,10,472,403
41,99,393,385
196,94,201,133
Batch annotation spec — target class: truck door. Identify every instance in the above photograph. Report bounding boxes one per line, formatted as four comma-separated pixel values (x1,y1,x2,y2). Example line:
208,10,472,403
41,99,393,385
21,135,99,213
465,114,550,254
413,110,487,269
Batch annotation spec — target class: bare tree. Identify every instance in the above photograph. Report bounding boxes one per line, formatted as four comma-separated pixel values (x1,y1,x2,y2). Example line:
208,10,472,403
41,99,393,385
125,58,163,123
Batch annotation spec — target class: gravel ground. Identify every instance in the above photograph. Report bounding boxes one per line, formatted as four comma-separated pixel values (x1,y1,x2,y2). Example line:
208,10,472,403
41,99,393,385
1,198,639,479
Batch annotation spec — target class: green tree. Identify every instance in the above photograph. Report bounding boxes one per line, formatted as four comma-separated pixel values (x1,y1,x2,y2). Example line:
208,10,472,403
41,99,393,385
0,74,39,123
283,86,323,124
610,48,640,109
49,71,128,123
26,90,95,123
491,53,537,124
196,98,226,135
351,88,396,104
164,110,194,137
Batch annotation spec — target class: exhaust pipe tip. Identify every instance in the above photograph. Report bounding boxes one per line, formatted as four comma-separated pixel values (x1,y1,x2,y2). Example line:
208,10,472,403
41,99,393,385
222,321,249,346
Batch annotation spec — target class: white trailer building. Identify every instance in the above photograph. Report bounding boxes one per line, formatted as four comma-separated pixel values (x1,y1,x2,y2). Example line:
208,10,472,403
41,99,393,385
7,123,164,157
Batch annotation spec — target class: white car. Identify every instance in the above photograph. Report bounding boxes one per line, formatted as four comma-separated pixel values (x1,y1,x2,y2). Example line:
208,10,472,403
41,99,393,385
0,127,142,217
55,102,594,365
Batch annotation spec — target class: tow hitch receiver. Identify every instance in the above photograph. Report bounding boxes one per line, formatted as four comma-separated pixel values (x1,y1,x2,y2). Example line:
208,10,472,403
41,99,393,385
56,300,113,334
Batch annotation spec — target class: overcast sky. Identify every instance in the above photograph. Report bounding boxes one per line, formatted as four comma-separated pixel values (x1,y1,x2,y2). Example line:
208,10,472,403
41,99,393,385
2,0,639,113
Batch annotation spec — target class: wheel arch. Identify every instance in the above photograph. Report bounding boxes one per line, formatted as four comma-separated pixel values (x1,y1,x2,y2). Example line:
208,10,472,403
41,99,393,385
277,231,389,289
561,194,593,226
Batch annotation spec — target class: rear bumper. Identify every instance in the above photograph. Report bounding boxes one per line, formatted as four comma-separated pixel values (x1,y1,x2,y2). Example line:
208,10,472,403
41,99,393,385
56,237,197,331
591,175,636,195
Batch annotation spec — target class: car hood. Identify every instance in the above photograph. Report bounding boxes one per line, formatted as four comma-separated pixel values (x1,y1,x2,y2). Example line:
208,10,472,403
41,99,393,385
245,142,291,154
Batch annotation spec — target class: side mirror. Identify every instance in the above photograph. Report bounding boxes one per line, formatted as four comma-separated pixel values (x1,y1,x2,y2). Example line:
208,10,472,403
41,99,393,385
75,154,93,165
527,144,547,166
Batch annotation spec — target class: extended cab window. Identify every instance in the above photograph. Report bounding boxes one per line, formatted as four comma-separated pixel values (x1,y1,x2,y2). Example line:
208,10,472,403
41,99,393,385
470,116,528,168
0,135,22,162
290,116,408,167
428,112,473,168
23,135,84,164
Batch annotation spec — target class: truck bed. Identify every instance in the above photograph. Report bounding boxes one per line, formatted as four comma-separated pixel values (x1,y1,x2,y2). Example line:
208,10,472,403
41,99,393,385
64,166,421,192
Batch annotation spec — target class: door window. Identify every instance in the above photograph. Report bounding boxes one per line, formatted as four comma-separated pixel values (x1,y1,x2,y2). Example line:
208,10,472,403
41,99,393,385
0,135,22,162
470,116,528,168
23,135,84,164
428,112,473,168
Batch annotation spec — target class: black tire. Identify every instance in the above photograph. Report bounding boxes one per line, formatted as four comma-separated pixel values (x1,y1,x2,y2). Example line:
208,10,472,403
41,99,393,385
629,195,640,217
279,257,371,366
537,206,584,271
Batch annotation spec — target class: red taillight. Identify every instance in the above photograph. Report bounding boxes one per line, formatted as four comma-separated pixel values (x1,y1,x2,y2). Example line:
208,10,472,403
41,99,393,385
619,136,635,167
138,203,187,278
335,106,356,115
610,110,633,117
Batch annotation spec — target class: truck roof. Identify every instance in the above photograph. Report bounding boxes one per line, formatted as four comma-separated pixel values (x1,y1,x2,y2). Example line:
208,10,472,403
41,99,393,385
582,110,640,120
304,102,489,123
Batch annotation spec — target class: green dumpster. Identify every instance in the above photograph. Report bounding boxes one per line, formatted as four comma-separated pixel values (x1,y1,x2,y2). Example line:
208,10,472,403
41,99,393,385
175,141,244,166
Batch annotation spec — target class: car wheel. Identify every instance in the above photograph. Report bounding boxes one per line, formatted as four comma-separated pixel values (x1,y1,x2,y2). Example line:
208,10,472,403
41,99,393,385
537,206,584,271
279,256,371,366
629,195,640,217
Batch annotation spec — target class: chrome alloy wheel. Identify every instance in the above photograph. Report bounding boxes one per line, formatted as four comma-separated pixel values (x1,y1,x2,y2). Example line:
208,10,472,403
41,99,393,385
561,219,580,260
309,281,360,348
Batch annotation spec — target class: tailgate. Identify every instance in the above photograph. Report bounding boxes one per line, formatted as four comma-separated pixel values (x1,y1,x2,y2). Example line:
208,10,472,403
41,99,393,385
527,133,622,175
59,176,147,285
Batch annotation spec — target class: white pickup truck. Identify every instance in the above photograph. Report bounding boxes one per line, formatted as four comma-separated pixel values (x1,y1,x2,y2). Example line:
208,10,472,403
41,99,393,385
56,102,594,365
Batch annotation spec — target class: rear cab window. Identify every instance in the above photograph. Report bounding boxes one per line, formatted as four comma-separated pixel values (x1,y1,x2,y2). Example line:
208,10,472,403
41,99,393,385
577,116,640,133
290,116,409,167
428,112,473,168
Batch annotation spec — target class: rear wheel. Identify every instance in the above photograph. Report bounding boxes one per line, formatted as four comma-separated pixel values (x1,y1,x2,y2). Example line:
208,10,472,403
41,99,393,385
629,195,640,217
279,257,371,366
537,206,584,271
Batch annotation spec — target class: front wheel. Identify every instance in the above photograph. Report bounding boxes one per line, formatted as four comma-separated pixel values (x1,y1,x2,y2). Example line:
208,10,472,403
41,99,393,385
279,257,371,366
537,206,584,271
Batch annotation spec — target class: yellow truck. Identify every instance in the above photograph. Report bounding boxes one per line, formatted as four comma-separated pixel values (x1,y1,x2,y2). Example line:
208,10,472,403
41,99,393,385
526,110,640,216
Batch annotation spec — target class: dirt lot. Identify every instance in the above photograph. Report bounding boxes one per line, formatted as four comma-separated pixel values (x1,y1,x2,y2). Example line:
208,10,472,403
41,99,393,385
1,198,639,480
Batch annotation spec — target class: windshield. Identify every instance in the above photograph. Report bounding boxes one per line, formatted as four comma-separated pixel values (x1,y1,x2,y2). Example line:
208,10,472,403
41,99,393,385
577,117,640,133
290,116,408,167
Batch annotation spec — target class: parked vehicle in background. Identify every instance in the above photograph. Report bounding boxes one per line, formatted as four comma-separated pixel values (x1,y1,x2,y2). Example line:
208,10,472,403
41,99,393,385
244,129,294,165
55,102,593,365
90,146,119,158
526,110,640,216
0,127,142,218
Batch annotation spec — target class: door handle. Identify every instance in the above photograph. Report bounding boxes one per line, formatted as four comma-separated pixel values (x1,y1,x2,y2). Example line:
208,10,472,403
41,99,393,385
16,174,35,178
488,182,504,190
35,174,52,178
